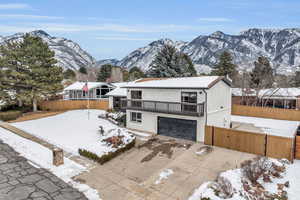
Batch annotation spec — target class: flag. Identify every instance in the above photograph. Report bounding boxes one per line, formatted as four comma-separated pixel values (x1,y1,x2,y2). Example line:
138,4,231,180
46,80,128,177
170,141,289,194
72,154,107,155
82,82,88,92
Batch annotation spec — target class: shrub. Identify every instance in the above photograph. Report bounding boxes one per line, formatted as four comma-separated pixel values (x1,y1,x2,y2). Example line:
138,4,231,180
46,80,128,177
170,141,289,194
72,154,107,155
0,110,22,121
79,139,135,164
211,176,234,198
241,157,268,185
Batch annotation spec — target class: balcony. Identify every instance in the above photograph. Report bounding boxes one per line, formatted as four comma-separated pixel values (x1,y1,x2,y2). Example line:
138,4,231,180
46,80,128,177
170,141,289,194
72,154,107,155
121,99,205,117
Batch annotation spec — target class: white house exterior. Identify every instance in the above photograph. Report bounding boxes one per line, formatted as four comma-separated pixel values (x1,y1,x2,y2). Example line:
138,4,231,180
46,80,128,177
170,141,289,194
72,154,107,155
121,76,232,142
106,82,128,110
63,82,114,100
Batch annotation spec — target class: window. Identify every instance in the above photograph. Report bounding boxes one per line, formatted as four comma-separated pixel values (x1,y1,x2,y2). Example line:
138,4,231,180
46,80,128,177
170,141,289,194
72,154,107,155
131,112,142,123
131,90,142,107
131,91,142,99
181,92,197,112
96,88,101,96
181,92,197,103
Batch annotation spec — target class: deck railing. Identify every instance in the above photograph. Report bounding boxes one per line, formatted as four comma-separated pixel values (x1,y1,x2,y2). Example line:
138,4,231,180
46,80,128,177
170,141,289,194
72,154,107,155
121,99,204,117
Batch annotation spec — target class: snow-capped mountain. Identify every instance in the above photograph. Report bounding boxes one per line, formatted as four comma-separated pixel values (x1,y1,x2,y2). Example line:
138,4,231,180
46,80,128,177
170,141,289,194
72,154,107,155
0,30,96,71
95,59,119,68
116,28,300,74
117,38,187,71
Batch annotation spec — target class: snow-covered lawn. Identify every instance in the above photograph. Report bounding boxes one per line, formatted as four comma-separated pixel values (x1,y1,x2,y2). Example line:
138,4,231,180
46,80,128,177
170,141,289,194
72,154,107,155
0,127,100,200
189,157,300,200
231,115,299,138
13,109,135,157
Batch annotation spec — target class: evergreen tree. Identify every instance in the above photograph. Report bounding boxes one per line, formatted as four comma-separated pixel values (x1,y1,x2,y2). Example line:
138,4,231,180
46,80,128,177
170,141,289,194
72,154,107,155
146,44,196,77
0,34,63,111
294,71,300,87
250,56,274,89
79,66,87,74
178,53,197,77
250,56,274,103
63,69,76,80
129,66,145,80
0,39,30,106
97,64,112,82
211,51,237,78
122,69,129,81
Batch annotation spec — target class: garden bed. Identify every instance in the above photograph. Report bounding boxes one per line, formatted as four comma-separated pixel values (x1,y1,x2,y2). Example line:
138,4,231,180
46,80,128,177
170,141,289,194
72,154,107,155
189,156,300,200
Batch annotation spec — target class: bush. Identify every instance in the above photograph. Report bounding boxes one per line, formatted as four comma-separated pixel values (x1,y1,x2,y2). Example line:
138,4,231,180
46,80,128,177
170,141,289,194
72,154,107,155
79,139,135,164
0,110,22,121
241,157,269,185
211,176,234,198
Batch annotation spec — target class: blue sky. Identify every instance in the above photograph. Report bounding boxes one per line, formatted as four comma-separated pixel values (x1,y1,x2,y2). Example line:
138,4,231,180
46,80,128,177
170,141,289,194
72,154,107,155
0,0,299,60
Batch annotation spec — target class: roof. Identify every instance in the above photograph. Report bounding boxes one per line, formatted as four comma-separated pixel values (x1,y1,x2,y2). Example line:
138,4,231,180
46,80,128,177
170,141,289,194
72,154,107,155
122,76,230,89
64,82,112,91
106,87,127,97
106,82,133,97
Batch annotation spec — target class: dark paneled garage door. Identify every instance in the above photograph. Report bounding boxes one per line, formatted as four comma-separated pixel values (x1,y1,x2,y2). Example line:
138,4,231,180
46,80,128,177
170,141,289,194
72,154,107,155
158,117,197,141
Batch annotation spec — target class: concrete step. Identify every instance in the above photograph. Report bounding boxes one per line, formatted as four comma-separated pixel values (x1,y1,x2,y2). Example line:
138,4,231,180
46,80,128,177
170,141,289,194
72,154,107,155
127,130,153,141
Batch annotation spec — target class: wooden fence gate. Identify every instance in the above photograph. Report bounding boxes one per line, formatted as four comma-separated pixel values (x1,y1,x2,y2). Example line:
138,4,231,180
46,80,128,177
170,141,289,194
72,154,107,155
205,126,295,161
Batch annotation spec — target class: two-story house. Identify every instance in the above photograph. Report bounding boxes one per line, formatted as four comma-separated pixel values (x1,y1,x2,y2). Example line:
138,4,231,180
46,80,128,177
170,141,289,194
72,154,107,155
121,76,232,142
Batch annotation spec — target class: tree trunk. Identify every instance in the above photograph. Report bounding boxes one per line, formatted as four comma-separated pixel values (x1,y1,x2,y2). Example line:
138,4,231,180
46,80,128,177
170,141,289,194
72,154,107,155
33,98,37,112
17,99,23,107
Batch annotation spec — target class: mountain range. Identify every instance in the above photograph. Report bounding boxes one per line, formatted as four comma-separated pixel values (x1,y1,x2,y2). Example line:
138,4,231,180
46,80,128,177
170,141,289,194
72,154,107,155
0,30,96,71
1,28,300,75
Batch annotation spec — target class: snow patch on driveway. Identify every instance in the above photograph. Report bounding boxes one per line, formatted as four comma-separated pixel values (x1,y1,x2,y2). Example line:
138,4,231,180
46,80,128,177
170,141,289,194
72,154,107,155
155,168,174,184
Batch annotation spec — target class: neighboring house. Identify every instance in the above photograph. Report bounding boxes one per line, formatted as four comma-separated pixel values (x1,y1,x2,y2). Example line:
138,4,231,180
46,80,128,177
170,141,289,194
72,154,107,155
120,76,232,142
232,88,300,109
63,82,115,100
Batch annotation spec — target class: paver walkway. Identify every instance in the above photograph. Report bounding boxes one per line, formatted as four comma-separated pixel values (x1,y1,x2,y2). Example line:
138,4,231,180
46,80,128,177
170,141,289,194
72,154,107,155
0,139,88,200
76,136,255,200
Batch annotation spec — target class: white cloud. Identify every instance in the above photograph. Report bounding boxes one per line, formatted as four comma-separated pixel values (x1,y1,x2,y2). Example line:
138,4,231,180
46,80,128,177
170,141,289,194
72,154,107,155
95,36,156,41
0,3,31,10
0,23,205,33
0,14,64,20
197,17,233,22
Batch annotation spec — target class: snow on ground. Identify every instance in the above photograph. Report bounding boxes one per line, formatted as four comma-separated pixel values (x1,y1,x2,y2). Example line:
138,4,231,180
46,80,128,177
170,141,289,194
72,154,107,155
0,127,100,200
13,109,135,157
231,115,299,138
189,158,300,200
155,169,174,184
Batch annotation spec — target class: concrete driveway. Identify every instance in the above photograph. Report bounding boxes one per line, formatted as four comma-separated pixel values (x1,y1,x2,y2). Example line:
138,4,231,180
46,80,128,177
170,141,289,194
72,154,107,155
75,136,255,200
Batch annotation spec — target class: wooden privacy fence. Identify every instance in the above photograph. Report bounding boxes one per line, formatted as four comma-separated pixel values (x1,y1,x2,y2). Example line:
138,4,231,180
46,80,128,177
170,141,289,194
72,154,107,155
39,100,109,111
205,126,295,161
232,104,300,121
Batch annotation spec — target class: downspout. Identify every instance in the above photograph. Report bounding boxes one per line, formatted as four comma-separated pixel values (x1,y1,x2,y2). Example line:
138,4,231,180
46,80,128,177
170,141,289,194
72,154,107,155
202,89,208,126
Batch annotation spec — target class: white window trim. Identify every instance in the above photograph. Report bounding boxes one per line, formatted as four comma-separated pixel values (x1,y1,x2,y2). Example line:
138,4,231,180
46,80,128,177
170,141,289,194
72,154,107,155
130,112,142,123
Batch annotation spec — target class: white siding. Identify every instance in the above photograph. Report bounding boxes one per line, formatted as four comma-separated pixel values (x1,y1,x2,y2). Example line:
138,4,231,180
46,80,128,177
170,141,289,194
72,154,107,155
108,96,113,109
126,110,206,142
127,88,206,103
125,80,231,142
206,81,231,128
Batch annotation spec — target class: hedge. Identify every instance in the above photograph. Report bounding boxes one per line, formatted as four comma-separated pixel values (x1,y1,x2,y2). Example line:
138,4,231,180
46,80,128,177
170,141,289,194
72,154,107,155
78,139,135,165
0,110,22,121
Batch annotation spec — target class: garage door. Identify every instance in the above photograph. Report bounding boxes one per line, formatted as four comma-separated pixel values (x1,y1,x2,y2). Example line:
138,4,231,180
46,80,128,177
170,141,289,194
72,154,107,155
158,117,197,141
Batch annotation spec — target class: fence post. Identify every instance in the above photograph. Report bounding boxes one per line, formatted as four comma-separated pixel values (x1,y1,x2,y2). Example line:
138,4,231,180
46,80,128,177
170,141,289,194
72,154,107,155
53,148,64,166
